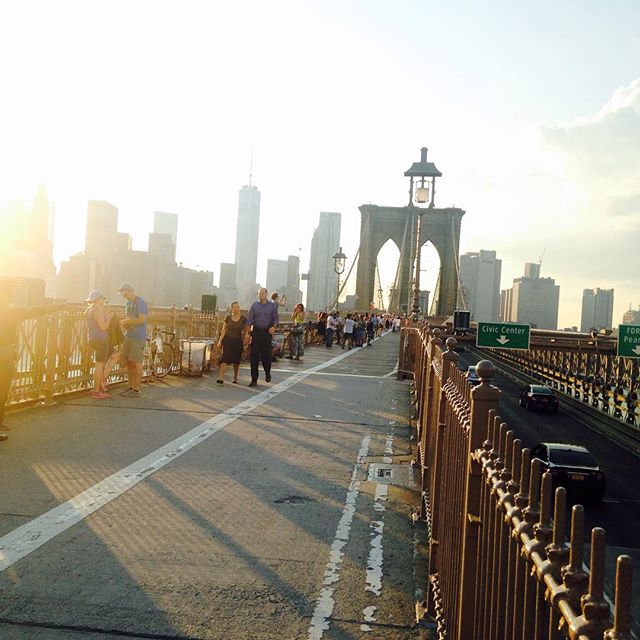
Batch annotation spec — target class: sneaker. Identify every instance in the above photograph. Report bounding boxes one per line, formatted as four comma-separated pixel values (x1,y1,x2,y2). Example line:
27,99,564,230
285,355,293,359
119,388,140,397
265,374,271,383
91,392,110,399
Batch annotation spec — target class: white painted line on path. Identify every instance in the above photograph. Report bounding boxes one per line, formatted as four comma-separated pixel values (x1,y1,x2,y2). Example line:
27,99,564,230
360,432,394,633
383,360,399,378
0,344,359,573
307,435,372,640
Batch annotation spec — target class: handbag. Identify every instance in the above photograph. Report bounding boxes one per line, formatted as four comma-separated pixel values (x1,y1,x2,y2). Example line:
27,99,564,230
108,315,124,346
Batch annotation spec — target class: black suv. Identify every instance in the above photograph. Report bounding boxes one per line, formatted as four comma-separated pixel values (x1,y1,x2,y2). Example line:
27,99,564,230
531,442,605,502
519,384,559,414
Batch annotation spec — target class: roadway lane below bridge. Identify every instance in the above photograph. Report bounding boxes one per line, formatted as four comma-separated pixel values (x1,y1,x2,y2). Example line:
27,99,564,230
0,332,424,640
458,347,640,634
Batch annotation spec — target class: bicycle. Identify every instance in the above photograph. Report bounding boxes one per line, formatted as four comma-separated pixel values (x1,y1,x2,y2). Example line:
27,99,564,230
142,328,176,379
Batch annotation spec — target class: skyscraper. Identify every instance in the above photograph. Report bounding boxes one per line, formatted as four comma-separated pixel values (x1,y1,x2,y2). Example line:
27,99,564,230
153,211,178,261
459,250,502,322
500,263,559,330
234,185,261,307
306,211,341,311
622,306,640,325
581,288,614,332
85,200,131,258
0,185,56,294
266,259,288,295
154,211,178,243
285,255,302,310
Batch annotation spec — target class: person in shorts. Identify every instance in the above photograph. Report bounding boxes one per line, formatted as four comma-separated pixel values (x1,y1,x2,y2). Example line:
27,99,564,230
117,282,147,397
84,290,118,399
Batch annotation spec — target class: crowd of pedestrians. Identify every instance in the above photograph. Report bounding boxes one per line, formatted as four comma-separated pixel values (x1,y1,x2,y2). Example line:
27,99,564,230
314,311,404,349
2,278,408,432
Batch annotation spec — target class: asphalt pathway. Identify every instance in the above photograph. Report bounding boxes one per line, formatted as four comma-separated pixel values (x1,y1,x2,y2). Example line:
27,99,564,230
0,332,422,640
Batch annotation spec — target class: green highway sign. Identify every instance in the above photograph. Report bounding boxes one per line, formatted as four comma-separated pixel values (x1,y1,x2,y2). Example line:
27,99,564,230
476,322,530,350
617,324,640,359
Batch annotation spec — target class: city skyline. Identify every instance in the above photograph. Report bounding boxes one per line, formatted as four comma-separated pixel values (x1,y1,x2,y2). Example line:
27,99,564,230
3,185,640,325
0,1,638,325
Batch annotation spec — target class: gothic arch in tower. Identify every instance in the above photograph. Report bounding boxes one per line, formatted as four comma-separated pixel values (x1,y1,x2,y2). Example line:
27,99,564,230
354,204,465,316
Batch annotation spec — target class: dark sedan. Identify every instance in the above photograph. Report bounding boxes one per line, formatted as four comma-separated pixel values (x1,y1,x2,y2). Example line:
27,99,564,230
466,365,480,386
519,384,559,413
531,442,606,502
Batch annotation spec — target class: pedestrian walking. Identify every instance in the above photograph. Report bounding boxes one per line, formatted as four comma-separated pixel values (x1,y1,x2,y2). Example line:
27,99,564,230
246,288,279,387
84,290,119,399
366,314,375,346
286,303,306,360
216,301,247,384
325,311,336,348
117,282,147,397
342,313,355,350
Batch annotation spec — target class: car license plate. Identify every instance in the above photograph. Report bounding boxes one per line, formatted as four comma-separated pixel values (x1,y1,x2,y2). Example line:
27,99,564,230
570,474,585,481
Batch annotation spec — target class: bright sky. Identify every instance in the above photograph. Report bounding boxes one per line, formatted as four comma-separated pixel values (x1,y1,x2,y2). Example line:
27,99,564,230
1,0,639,327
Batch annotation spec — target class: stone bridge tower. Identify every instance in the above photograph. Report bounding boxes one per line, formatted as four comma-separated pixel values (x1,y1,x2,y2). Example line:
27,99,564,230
354,204,465,316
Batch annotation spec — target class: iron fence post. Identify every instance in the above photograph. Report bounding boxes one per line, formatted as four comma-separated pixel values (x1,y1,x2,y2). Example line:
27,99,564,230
457,360,500,640
43,314,58,406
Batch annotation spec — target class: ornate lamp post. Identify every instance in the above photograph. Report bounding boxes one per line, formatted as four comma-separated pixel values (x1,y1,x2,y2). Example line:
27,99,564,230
404,147,441,321
332,247,347,310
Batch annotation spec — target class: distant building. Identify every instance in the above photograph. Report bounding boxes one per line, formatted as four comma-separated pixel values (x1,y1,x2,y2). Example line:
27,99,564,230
85,200,131,259
459,250,502,322
153,211,178,261
217,262,238,310
306,211,341,311
234,185,261,307
580,288,614,333
266,259,288,296
285,255,302,310
154,211,178,243
57,200,213,306
500,263,559,330
266,256,302,311
622,306,640,325
0,185,57,294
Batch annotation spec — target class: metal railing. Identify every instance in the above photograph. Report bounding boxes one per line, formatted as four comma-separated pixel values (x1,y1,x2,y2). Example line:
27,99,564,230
408,324,635,640
7,306,221,407
6,306,313,409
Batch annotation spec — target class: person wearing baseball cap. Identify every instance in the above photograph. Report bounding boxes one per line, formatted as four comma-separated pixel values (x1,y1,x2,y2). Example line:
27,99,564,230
84,289,118,399
117,282,147,397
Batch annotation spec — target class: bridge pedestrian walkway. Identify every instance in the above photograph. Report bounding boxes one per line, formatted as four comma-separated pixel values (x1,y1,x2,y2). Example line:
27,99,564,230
0,332,424,640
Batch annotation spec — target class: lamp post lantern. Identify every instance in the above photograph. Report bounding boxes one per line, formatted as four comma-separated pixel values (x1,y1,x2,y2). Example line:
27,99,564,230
332,247,347,310
404,147,442,321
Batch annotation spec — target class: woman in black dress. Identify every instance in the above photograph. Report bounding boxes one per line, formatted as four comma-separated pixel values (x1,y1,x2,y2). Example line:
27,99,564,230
216,301,247,384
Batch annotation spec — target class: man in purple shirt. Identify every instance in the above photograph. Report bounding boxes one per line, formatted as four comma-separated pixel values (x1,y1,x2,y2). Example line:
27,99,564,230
246,287,279,386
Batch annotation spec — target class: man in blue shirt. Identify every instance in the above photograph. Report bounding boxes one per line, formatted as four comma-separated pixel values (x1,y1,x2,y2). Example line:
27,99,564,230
117,282,148,397
246,287,279,387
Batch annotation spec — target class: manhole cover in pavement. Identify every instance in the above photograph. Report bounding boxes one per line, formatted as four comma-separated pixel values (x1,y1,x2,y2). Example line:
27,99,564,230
367,464,415,488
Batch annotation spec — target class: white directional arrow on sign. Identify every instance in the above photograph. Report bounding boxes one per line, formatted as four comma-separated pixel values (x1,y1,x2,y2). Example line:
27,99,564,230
497,336,510,346
633,346,640,356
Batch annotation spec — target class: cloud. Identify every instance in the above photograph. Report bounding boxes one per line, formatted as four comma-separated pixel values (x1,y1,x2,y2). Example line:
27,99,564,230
541,78,640,220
